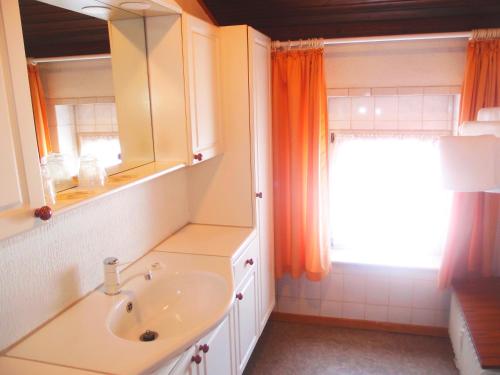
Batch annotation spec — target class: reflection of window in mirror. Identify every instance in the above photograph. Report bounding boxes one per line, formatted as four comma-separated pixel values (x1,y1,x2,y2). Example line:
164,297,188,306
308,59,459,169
19,0,155,197
20,0,116,192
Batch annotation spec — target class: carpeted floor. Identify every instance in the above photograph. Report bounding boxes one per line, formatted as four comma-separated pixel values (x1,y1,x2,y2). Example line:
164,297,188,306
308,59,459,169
244,320,458,375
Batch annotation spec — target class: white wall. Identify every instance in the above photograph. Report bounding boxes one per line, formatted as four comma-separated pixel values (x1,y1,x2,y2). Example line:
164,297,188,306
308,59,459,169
0,168,190,350
39,59,114,99
324,38,468,89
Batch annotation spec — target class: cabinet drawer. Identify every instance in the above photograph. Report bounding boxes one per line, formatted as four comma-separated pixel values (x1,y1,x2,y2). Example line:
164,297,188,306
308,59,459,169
233,238,258,288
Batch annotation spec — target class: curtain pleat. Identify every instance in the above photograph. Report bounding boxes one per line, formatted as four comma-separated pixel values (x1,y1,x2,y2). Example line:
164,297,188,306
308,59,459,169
272,49,330,281
438,39,500,288
27,64,51,159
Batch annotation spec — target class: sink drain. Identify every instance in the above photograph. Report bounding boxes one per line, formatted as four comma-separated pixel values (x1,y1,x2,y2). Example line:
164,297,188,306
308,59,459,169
139,330,158,342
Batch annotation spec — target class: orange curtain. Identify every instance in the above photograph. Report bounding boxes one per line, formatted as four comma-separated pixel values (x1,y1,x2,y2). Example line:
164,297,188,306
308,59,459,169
438,39,500,288
27,64,51,159
272,48,331,281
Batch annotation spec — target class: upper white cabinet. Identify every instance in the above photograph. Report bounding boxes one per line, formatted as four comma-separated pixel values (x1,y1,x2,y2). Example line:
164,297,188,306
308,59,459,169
182,14,223,165
248,28,276,333
0,0,46,238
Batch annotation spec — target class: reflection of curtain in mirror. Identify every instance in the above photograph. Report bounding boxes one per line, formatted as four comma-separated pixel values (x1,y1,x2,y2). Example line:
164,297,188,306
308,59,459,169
27,64,51,159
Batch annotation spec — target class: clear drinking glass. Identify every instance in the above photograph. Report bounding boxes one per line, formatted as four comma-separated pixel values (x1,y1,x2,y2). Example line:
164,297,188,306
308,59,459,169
40,159,56,204
78,155,107,188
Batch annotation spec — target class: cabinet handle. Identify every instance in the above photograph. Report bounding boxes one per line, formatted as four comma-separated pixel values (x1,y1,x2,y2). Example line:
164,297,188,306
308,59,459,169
245,258,254,266
256,192,263,198
191,354,202,364
199,344,209,353
236,292,244,300
34,206,53,221
193,153,203,161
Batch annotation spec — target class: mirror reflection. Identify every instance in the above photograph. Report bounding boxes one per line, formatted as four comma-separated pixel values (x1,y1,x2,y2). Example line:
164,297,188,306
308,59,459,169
19,0,154,196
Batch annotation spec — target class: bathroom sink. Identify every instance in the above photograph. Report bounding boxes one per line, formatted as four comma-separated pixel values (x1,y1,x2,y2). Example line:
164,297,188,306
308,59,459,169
107,270,229,342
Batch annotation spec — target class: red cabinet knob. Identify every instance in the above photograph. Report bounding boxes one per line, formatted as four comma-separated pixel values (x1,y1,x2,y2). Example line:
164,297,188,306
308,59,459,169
245,258,254,266
193,153,203,161
34,206,52,221
256,192,263,198
236,292,244,300
191,354,202,364
199,344,209,353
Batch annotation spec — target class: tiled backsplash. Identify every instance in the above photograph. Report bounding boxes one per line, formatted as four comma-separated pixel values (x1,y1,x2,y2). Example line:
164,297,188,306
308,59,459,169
276,262,451,328
328,86,460,133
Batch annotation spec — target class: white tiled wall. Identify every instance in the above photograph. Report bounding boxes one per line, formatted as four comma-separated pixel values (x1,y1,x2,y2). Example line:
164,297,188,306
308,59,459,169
328,86,460,133
276,262,451,328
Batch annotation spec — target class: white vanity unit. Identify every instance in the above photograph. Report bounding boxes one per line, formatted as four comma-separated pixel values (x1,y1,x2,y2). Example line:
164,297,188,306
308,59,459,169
2,224,272,375
449,279,500,375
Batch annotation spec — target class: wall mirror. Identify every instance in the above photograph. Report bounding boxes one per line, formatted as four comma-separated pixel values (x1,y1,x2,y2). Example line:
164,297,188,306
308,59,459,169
19,0,156,193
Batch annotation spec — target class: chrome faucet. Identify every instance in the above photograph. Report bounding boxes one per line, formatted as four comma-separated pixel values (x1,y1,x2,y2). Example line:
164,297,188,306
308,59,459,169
103,257,154,295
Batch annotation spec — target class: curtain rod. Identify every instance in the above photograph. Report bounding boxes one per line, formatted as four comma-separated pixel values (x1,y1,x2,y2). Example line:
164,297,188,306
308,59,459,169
28,54,111,65
277,31,471,47
324,31,471,45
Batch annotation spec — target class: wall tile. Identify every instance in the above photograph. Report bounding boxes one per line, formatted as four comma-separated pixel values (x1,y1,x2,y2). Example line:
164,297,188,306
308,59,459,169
298,299,321,316
434,310,450,327
327,88,349,97
422,120,451,130
351,120,373,130
75,104,95,126
277,274,298,297
94,103,112,125
423,86,450,95
374,96,398,121
398,87,424,95
423,95,452,121
411,308,435,326
398,120,422,130
330,97,351,121
54,105,75,126
329,120,350,130
342,302,365,320
351,97,374,121
297,275,321,299
398,96,423,121
343,275,365,303
388,306,411,324
320,300,342,318
348,88,371,97
413,279,438,309
321,273,343,301
389,278,413,307
277,296,299,314
374,121,398,130
372,87,398,96
365,275,389,305
365,305,388,322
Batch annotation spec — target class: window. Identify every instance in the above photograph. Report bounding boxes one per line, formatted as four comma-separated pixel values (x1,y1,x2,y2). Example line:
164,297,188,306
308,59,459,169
328,89,457,268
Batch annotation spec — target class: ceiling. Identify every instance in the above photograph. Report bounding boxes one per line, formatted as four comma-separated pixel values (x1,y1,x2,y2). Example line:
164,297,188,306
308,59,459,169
200,0,500,40
19,0,110,58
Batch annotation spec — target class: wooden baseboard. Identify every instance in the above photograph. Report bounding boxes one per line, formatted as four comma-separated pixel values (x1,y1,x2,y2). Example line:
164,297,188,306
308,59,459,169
271,312,448,338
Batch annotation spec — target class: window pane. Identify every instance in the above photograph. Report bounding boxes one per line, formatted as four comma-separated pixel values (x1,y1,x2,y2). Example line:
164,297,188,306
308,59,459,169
329,135,452,265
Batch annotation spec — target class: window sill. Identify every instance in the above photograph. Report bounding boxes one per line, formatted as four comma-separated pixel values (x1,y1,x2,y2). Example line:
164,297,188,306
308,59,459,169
330,250,441,270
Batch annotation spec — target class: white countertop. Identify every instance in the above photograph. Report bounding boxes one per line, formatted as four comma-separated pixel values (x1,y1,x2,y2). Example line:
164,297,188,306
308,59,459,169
154,224,255,259
0,357,100,374
4,224,254,375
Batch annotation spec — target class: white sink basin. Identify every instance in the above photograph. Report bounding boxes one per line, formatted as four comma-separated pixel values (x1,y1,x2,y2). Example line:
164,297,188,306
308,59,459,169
108,270,229,342
7,252,234,375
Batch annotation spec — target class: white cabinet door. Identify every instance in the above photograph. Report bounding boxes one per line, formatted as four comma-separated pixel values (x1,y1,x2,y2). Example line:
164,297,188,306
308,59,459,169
0,0,45,239
200,316,232,375
182,14,223,165
248,27,275,333
234,271,259,374
169,346,200,375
